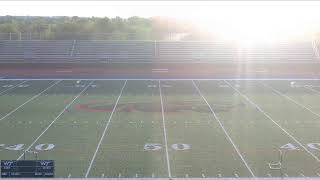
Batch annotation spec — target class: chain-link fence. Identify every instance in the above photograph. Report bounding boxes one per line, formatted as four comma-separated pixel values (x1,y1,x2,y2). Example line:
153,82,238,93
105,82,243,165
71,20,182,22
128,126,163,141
0,32,190,41
0,32,159,40
0,33,40,40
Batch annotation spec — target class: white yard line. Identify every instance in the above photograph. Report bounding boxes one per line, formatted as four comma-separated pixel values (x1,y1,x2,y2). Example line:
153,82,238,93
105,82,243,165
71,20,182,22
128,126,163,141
0,80,61,122
4,178,320,179
304,86,320,95
85,80,127,178
0,80,28,96
260,82,320,119
4,78,320,81
224,80,320,162
17,80,94,160
192,80,255,177
158,80,172,178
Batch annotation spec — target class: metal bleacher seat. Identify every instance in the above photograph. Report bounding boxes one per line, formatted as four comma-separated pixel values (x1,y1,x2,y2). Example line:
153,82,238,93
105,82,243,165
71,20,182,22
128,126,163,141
238,42,317,63
157,41,237,63
0,40,73,63
73,40,155,63
0,40,318,63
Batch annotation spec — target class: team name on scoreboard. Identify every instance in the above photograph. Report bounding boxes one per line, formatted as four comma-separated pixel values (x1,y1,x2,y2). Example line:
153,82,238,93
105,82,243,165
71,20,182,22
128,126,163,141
1,160,54,178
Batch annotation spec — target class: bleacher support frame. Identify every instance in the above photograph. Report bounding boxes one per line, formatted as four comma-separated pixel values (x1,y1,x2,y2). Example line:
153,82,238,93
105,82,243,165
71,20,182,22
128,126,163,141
70,40,76,57
0,40,319,64
312,38,320,60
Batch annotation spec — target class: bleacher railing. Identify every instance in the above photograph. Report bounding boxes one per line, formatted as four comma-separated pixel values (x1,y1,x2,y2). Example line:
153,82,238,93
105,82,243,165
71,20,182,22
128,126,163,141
0,38,318,63
0,32,156,41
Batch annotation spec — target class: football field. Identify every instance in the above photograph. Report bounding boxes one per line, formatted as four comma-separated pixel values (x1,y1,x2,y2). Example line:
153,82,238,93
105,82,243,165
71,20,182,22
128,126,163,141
0,79,320,178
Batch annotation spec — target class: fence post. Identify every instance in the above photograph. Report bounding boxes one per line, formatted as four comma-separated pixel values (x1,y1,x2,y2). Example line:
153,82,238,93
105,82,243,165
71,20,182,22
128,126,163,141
154,40,157,58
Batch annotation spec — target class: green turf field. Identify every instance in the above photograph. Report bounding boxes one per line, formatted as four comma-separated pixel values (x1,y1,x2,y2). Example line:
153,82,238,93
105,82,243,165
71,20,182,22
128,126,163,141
0,79,320,178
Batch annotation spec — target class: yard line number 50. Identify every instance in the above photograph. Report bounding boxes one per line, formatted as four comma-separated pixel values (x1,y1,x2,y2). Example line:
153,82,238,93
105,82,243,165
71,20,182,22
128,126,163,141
144,143,191,151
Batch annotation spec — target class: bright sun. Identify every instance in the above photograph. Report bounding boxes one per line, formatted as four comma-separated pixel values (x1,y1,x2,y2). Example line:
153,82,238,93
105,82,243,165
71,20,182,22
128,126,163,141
184,1,320,45
1,1,320,45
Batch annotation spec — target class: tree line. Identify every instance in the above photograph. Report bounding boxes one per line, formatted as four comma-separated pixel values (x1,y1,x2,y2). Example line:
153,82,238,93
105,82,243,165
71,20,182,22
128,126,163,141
0,16,196,40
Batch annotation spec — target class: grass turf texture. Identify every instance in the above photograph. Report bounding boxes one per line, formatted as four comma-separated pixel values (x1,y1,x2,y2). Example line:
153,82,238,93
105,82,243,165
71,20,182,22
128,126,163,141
0,79,320,178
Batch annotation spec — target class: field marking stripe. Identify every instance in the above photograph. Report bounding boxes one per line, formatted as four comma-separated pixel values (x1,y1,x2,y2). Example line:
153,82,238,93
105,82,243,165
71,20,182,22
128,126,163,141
192,80,255,177
85,80,127,178
0,80,28,96
224,80,320,162
2,178,319,179
305,86,320,95
159,80,172,178
0,80,61,122
17,80,94,160
260,82,320,119
4,78,320,81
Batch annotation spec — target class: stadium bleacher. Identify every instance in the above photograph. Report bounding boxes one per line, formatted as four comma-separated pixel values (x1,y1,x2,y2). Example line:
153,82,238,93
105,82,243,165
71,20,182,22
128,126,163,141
0,40,318,63
157,41,237,63
0,40,73,63
73,40,155,63
239,42,317,63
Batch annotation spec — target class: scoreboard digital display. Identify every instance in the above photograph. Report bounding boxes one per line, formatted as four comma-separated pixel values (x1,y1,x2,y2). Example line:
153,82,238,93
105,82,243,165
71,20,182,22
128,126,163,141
1,160,54,178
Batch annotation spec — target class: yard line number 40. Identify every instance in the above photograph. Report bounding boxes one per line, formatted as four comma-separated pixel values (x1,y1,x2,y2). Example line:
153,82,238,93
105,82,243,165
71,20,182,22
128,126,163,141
281,143,320,151
0,144,55,151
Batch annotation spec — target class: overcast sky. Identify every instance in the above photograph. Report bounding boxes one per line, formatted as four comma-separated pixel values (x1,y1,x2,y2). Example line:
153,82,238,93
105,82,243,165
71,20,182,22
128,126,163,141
0,1,319,19
0,1,210,18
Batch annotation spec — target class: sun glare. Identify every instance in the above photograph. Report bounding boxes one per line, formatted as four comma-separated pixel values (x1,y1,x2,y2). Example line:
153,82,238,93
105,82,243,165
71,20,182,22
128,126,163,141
1,1,320,44
184,1,320,45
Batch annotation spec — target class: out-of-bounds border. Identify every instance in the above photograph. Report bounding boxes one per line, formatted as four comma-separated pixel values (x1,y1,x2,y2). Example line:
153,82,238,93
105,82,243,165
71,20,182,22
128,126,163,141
3,178,320,180
2,78,320,81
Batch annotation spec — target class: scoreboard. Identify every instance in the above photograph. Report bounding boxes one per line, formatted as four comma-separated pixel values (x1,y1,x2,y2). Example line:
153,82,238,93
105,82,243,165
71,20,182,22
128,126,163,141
1,160,54,178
